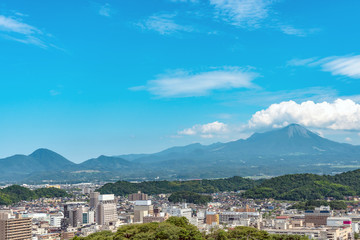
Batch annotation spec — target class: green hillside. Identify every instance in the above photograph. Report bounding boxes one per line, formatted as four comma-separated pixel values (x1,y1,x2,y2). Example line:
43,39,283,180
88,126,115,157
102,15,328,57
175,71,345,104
98,169,360,201
0,185,69,205
98,176,257,195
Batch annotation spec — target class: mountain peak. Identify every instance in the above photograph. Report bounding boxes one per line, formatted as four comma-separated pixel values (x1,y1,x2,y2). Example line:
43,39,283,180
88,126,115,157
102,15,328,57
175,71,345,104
29,148,75,166
30,148,56,155
283,123,310,138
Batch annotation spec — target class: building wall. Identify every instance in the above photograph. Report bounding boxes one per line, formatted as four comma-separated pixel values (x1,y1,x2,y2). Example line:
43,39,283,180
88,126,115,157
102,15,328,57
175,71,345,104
0,217,32,240
206,214,219,225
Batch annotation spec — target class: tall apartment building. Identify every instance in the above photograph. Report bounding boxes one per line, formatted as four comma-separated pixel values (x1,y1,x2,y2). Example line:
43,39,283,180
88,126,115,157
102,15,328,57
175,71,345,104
96,194,117,226
129,191,148,201
0,212,31,240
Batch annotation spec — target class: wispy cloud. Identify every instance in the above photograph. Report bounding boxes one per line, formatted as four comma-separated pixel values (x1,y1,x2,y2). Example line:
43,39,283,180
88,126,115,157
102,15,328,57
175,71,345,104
99,3,113,17
0,14,52,48
279,25,319,37
136,13,193,35
131,67,258,98
179,121,229,138
166,0,317,37
289,55,360,79
209,0,272,28
248,99,360,130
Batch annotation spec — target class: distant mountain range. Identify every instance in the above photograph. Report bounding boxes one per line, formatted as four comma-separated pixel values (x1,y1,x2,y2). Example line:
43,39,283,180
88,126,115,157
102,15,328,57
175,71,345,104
2,124,360,183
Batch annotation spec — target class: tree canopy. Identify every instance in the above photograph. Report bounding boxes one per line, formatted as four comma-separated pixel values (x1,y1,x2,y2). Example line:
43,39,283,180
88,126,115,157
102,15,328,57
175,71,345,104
73,217,309,240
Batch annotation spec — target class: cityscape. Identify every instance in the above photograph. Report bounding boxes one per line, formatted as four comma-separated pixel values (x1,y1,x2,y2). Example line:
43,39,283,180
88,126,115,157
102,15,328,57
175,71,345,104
1,0,360,240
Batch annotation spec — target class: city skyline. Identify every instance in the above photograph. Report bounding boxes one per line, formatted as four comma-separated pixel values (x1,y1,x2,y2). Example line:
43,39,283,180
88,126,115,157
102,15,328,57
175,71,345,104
1,0,360,162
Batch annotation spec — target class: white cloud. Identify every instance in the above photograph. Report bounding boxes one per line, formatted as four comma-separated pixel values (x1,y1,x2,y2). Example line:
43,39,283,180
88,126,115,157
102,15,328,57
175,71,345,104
289,55,360,79
0,15,39,34
179,121,228,138
345,137,352,142
137,13,193,35
99,3,112,17
248,99,360,130
322,56,360,79
209,0,272,28
132,68,258,97
0,14,52,48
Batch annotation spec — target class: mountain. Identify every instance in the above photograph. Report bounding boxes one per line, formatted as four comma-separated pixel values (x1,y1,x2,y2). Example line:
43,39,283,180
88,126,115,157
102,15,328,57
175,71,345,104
0,149,75,181
211,124,360,156
2,124,360,183
29,148,75,169
78,155,133,171
126,124,360,178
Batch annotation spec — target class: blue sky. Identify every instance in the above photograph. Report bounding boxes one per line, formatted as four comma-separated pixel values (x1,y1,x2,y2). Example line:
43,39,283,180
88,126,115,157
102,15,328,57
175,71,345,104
1,0,360,162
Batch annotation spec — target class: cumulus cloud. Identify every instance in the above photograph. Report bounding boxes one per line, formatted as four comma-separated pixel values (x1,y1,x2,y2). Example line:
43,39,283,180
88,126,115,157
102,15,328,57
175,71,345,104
248,99,360,130
0,14,53,48
209,0,272,28
131,68,257,98
289,55,360,79
179,121,228,138
137,13,193,35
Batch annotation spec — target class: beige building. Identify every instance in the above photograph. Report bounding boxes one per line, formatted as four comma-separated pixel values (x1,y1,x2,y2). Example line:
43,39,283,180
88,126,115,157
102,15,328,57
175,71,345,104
0,212,31,240
129,192,148,201
96,195,117,225
206,213,219,225
134,200,153,223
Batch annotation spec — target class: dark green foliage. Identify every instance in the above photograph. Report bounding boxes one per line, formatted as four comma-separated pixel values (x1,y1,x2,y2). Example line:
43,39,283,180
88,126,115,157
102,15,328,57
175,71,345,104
73,218,309,240
168,191,212,205
75,231,114,240
98,176,257,195
0,185,69,205
290,200,348,210
243,170,360,200
34,187,70,198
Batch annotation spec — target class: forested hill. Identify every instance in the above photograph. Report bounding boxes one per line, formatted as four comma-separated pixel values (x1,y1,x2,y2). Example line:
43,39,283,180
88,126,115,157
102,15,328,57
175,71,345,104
98,176,257,195
0,185,69,205
244,169,360,200
98,169,360,201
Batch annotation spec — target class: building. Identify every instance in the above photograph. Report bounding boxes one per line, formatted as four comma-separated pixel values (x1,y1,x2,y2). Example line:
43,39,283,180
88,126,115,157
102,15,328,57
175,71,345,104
60,231,75,240
50,214,64,228
164,204,192,222
265,226,352,240
129,192,148,201
235,205,256,212
134,200,153,223
143,213,168,223
0,212,32,240
304,206,331,227
219,211,261,228
96,194,117,225
206,212,219,225
90,192,100,209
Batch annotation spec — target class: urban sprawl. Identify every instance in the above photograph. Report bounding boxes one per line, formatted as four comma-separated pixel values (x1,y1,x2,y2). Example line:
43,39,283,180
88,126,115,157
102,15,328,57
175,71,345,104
0,183,359,240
